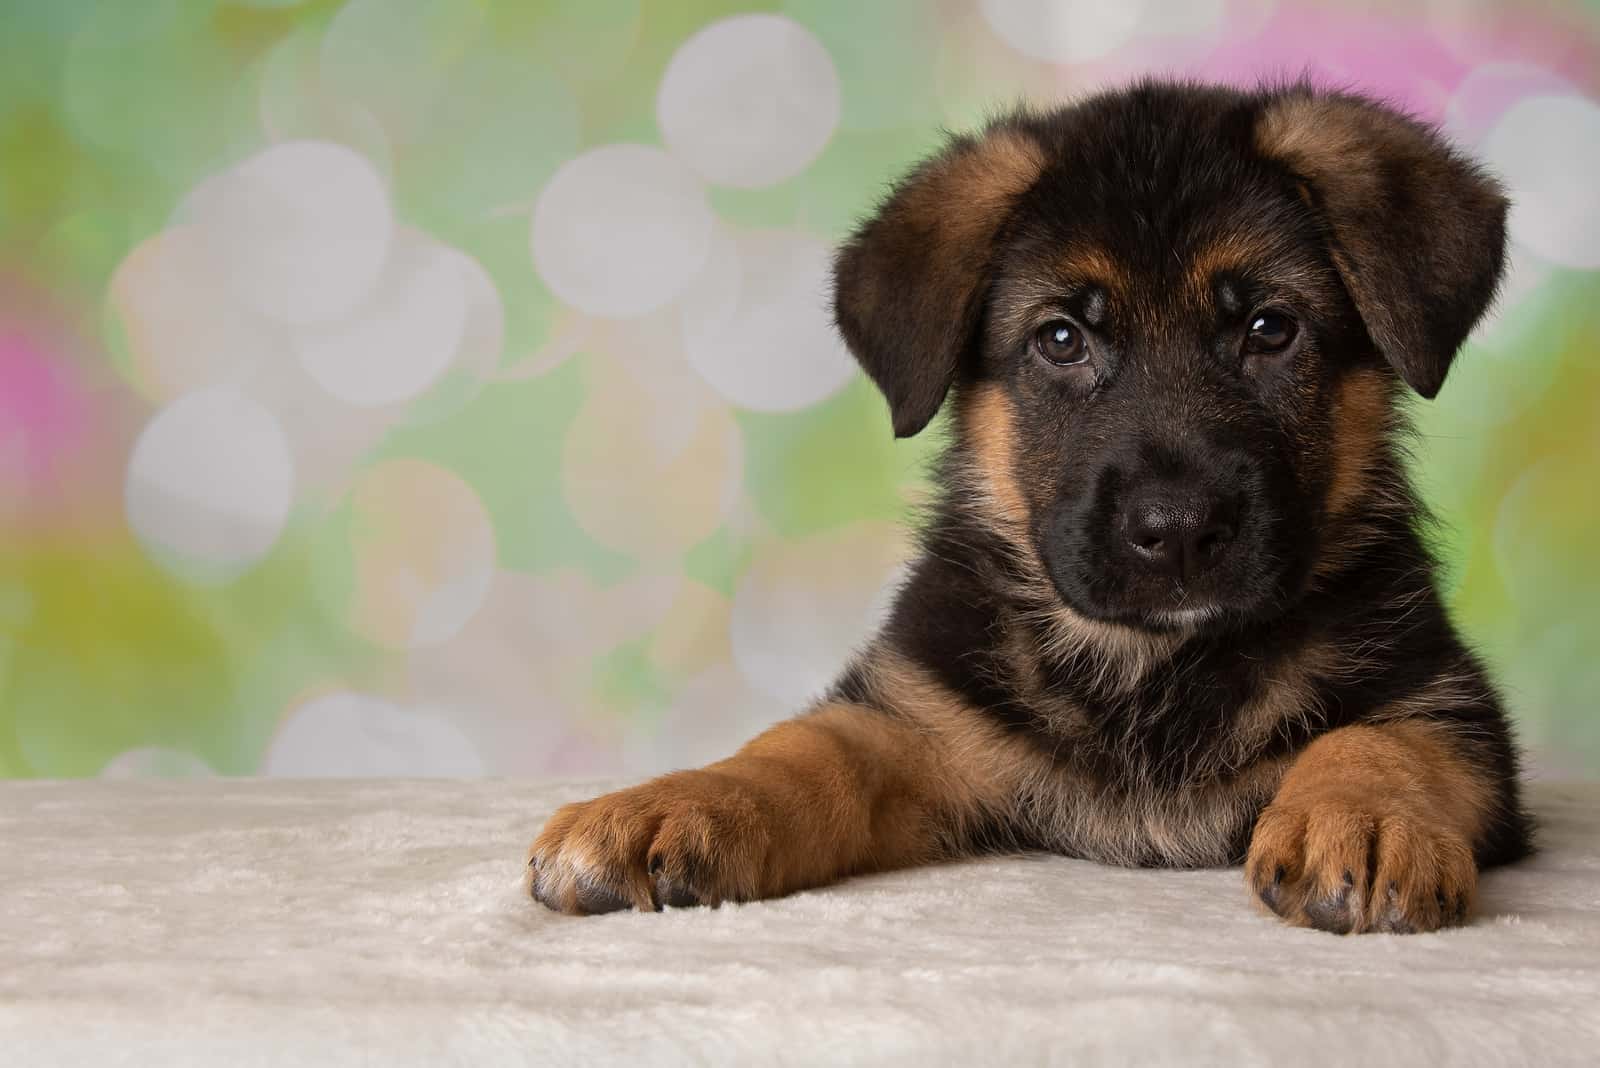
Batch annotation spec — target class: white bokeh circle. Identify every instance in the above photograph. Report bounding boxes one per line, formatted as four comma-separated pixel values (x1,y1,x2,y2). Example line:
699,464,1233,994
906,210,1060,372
403,243,506,424
657,14,841,188
730,523,909,706
681,228,857,412
292,228,469,408
1134,0,1226,39
125,387,295,581
1444,62,1581,147
189,140,394,327
677,224,743,354
341,459,496,649
264,692,485,777
1481,94,1600,270
531,144,714,318
979,0,1146,64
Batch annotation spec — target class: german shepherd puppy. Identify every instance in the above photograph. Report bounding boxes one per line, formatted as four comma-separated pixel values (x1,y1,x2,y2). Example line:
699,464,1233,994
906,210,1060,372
528,80,1532,934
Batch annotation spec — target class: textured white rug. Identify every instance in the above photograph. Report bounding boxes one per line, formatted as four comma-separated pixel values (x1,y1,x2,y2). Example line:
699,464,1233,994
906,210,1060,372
2,778,1597,1066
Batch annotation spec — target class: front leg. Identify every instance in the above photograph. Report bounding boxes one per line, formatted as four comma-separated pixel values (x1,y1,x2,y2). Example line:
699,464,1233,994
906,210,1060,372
1246,719,1498,934
528,702,949,914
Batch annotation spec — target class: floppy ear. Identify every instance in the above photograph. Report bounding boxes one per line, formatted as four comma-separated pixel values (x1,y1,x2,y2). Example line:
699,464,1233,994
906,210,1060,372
833,122,1046,437
1256,88,1508,398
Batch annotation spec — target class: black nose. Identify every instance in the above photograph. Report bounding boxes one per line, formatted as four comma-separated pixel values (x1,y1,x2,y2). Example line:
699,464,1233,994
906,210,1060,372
1122,490,1239,581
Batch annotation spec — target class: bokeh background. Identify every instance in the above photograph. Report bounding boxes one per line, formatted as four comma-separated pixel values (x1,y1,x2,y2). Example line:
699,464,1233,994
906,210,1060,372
1,0,1597,781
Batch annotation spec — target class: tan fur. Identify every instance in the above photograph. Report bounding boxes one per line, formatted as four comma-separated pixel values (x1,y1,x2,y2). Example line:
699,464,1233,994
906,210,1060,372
531,624,1492,917
528,653,1051,913
1324,369,1391,519
1027,608,1181,694
834,125,1048,435
1246,719,1490,933
528,702,945,912
1309,368,1407,585
887,644,1314,867
1254,97,1390,336
1024,757,1289,868
1185,232,1279,294
1256,92,1506,400
1183,232,1343,324
956,382,1182,694
1256,98,1384,202
1056,244,1128,296
1220,641,1341,775
1373,671,1493,721
871,651,1295,868
528,639,1302,913
962,383,1031,533
946,128,1048,221
866,129,1045,325
867,652,1040,821
989,247,1124,344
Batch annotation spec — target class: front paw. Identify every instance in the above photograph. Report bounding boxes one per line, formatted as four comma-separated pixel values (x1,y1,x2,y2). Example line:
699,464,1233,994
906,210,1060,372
526,771,776,915
1245,794,1476,934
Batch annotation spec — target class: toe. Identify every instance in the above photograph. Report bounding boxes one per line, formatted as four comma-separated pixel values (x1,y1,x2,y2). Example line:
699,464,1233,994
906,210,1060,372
1297,805,1375,934
648,852,702,909
1303,868,1361,935
573,879,631,915
1245,806,1307,919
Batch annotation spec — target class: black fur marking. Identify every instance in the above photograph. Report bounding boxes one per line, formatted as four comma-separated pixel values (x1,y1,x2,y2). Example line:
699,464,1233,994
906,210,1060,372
873,516,1040,729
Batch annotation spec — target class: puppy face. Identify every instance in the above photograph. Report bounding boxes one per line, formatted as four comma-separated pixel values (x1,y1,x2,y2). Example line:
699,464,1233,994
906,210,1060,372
835,82,1506,634
980,149,1362,628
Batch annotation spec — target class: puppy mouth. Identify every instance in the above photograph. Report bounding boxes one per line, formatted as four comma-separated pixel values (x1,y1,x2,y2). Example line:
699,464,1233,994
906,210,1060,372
1129,591,1252,634
1045,559,1289,635
1146,602,1228,631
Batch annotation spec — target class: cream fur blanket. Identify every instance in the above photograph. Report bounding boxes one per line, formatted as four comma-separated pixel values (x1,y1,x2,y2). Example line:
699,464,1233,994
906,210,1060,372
3,779,1597,1066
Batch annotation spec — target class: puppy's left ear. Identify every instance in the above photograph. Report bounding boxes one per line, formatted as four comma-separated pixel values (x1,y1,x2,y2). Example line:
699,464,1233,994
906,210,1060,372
1256,89,1508,398
834,121,1046,437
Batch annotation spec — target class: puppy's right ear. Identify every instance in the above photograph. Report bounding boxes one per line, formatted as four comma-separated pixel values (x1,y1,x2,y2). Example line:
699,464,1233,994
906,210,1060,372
833,122,1046,438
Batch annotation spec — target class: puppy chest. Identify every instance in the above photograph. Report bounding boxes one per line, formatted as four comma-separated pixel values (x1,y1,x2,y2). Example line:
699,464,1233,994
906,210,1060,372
1024,774,1277,869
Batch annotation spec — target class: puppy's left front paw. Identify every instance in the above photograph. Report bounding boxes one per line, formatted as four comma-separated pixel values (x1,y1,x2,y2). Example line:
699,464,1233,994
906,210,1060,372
526,771,780,915
1245,794,1477,934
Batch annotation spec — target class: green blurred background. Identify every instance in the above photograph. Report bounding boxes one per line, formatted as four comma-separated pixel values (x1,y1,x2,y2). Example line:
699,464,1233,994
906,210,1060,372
1,0,1596,780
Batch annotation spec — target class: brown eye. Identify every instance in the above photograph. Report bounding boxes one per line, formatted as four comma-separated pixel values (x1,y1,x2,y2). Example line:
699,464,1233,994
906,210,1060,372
1033,320,1087,366
1243,311,1298,355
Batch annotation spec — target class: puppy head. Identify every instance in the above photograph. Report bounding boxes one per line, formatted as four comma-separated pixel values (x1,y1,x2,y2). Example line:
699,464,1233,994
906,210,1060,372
834,81,1507,632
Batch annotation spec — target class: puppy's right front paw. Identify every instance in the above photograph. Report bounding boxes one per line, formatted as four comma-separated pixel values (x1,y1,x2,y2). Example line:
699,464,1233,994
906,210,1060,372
526,771,779,915
1245,794,1476,935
